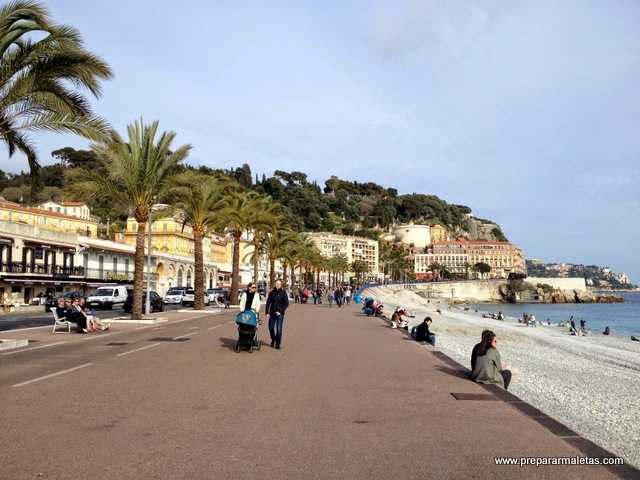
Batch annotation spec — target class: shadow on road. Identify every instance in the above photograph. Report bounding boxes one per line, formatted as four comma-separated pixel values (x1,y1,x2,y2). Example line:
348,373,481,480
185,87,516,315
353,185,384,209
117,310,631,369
218,337,237,350
434,365,472,380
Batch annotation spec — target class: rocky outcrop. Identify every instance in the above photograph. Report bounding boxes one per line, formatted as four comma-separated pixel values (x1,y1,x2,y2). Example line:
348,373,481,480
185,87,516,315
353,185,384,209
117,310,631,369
499,280,624,304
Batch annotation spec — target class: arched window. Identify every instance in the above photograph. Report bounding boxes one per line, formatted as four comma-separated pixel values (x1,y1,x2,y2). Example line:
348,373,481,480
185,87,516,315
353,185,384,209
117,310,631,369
177,268,183,287
186,270,192,287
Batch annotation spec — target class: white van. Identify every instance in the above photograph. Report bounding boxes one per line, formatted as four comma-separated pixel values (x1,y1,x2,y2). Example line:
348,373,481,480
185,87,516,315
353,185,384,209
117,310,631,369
87,285,128,309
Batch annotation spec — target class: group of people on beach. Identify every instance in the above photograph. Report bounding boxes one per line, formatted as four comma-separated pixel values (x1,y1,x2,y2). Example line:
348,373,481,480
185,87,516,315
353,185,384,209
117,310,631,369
54,297,109,333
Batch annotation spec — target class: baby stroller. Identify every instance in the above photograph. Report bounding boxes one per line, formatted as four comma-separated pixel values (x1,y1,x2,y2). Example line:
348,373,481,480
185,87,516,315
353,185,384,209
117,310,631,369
234,310,261,353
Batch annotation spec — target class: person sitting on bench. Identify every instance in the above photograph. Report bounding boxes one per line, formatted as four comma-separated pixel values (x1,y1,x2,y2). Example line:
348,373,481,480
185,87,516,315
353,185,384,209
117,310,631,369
65,298,88,333
413,317,436,346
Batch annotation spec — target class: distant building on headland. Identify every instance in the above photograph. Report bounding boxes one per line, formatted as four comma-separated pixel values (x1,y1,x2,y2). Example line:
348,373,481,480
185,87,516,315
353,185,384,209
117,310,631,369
414,240,526,280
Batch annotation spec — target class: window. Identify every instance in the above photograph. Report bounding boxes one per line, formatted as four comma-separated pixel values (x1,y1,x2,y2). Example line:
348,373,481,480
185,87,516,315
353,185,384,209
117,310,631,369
125,259,130,274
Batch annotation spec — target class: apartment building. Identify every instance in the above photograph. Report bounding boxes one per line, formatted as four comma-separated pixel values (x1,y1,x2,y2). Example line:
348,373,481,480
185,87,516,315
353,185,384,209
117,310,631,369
414,239,526,280
0,199,98,237
307,232,379,279
38,200,92,220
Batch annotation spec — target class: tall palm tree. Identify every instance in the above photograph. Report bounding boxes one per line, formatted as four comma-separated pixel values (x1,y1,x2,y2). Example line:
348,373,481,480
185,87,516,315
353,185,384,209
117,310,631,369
247,198,280,285
217,190,273,304
74,119,191,319
170,172,226,310
0,1,112,191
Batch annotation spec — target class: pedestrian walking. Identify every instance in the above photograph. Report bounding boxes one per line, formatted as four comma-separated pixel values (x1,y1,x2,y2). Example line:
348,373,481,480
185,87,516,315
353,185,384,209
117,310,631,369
327,290,334,307
265,279,289,350
344,287,352,305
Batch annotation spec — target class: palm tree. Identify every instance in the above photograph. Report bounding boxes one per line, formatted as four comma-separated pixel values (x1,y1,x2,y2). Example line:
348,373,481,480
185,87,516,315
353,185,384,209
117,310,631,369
246,198,280,285
74,119,191,319
263,228,295,290
170,172,226,310
217,190,273,304
0,1,112,191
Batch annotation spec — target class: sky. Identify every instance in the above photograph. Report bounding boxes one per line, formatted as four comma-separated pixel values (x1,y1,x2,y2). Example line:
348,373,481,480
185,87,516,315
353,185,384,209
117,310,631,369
2,0,639,281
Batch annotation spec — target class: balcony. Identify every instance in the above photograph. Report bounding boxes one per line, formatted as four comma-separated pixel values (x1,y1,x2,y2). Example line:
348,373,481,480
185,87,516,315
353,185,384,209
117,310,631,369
0,263,157,283
0,262,84,277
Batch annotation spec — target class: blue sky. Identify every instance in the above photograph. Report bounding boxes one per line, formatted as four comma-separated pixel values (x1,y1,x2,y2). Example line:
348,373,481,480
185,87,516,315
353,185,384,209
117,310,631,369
3,1,639,280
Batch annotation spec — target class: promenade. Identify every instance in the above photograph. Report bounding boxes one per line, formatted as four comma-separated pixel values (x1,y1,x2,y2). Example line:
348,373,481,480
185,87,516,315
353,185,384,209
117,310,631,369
1,304,635,479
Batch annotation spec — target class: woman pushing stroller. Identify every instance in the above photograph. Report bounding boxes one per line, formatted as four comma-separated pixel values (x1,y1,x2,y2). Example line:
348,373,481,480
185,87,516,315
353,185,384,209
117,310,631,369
239,282,261,315
235,283,262,353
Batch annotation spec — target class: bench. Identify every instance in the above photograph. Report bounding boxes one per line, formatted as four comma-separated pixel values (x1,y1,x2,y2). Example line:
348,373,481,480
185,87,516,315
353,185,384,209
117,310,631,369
52,310,78,334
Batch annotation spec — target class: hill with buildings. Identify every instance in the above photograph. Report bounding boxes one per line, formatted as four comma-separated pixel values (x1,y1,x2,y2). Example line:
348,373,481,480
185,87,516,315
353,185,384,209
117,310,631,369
0,151,507,243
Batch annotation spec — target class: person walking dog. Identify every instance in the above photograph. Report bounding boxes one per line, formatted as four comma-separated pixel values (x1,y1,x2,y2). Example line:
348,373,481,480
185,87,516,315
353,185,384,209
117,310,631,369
265,279,289,349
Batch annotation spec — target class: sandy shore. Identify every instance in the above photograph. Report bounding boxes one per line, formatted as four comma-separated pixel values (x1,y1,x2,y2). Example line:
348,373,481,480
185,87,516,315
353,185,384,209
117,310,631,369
364,286,640,468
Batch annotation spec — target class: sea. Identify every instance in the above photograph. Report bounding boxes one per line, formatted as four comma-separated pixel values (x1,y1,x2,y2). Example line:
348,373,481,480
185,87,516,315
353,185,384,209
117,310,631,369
471,291,640,337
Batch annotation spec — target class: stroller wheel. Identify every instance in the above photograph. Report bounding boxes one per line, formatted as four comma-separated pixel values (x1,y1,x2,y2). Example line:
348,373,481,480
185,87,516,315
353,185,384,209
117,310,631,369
248,344,253,353
234,342,240,353
254,339,261,351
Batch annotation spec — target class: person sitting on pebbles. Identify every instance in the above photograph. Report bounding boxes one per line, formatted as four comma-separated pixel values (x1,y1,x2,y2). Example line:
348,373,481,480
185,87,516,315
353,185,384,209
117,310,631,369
470,330,512,390
412,317,436,346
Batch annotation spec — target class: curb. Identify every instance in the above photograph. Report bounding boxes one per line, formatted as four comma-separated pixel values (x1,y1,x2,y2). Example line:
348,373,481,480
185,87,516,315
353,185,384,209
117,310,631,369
0,338,29,352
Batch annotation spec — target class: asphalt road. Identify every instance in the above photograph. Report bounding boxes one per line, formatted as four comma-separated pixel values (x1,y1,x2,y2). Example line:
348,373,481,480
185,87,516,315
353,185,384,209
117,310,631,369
0,305,631,479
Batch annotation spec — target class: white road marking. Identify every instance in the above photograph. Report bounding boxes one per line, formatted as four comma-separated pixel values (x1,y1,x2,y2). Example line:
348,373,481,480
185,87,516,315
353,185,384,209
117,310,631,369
172,332,200,340
188,326,199,330
13,363,93,388
207,325,224,331
116,343,162,357
1,341,66,356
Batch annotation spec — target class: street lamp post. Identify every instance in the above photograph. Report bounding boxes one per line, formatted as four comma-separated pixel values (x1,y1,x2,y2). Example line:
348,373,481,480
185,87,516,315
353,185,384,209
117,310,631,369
145,203,168,315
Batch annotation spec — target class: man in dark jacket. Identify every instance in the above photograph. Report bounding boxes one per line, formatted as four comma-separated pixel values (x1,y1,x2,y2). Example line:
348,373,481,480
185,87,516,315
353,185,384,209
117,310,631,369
265,279,289,349
414,317,436,346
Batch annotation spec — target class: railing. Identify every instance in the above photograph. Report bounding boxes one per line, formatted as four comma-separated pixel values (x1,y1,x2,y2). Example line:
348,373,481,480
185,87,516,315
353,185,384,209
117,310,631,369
0,263,157,283
0,262,85,277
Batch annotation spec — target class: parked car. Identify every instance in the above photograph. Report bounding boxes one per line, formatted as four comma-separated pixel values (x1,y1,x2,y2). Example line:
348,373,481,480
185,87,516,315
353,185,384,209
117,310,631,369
45,291,83,312
123,290,164,314
180,288,214,307
86,285,128,310
164,287,187,305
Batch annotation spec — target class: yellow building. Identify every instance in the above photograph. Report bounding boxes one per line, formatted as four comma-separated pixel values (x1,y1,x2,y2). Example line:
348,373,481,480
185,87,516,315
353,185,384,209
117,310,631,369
124,216,213,259
0,199,98,237
429,224,449,244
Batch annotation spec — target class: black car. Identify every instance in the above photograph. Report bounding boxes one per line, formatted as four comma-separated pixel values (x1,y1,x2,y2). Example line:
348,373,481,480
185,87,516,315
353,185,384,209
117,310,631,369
123,290,164,314
45,291,84,312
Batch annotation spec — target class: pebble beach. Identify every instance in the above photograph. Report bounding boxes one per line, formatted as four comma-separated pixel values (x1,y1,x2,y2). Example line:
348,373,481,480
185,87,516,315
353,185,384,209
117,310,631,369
365,286,640,468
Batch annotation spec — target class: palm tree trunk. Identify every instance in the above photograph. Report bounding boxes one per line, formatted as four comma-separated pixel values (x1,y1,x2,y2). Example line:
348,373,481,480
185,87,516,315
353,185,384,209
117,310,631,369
230,232,241,305
269,257,275,290
194,228,205,310
299,264,303,286
132,221,146,319
283,263,288,287
316,269,320,289
253,240,259,283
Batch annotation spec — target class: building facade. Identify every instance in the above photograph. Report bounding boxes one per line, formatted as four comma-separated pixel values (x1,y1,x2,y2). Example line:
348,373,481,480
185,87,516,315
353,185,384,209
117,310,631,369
414,240,526,280
307,232,379,279
0,199,98,237
38,201,92,220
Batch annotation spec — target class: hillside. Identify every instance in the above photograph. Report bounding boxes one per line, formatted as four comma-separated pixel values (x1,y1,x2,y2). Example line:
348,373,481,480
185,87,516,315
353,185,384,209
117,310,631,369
0,150,508,242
